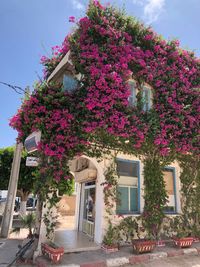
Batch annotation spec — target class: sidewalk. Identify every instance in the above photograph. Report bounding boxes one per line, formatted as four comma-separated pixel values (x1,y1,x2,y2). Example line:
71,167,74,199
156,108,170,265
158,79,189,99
35,241,200,267
0,238,22,267
1,238,200,267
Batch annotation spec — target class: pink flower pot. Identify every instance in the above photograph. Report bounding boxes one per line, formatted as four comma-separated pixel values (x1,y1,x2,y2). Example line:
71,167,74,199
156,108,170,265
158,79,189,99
132,240,156,254
41,243,64,263
173,237,193,248
101,244,119,253
192,237,199,243
156,240,165,247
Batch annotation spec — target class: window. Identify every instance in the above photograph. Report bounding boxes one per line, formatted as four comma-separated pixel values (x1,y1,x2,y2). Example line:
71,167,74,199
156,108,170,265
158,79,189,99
116,159,140,214
63,74,78,92
163,168,177,213
142,86,152,111
128,81,137,106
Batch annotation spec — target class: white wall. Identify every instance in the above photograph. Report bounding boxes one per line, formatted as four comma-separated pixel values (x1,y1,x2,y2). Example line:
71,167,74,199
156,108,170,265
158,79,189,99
0,190,8,199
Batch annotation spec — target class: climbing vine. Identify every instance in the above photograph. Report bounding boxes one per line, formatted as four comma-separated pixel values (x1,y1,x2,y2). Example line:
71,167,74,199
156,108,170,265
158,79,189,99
178,154,200,236
10,1,200,182
102,160,119,216
142,154,170,239
9,1,200,240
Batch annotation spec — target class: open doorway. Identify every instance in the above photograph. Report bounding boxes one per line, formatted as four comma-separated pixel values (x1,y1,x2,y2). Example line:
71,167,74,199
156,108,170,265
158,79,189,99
81,181,96,237
54,157,100,251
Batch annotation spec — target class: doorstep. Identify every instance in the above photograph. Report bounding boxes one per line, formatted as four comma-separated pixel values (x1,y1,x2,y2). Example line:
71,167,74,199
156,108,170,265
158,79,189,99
35,241,200,267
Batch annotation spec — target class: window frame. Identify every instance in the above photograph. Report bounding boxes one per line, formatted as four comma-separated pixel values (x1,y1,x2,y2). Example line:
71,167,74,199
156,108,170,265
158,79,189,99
62,74,78,93
163,166,177,214
116,158,140,215
142,84,153,112
128,80,138,107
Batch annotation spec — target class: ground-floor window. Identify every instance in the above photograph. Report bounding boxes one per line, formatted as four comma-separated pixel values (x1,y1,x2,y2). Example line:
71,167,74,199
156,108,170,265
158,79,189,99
116,159,140,214
163,167,177,213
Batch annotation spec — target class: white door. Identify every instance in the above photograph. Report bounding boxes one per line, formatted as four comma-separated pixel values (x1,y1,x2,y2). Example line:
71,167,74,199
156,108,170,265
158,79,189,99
81,181,96,237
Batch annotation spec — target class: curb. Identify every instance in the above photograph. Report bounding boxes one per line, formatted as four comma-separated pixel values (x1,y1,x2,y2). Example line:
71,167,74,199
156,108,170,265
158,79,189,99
36,246,200,267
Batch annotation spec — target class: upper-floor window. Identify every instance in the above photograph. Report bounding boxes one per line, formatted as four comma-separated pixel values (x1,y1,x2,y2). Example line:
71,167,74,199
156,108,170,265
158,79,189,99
142,85,152,111
116,159,140,214
128,81,153,111
163,167,177,213
128,80,137,106
63,74,78,93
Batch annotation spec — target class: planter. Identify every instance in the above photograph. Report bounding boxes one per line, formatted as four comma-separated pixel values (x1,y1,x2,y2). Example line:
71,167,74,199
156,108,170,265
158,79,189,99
192,237,200,243
156,240,165,247
101,244,119,253
173,237,194,248
132,240,156,254
41,243,64,264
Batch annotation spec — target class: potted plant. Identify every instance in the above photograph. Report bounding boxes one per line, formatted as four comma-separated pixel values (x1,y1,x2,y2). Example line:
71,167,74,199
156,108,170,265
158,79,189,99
41,242,64,264
118,216,139,243
11,212,36,238
131,213,158,254
131,224,156,254
169,216,193,248
102,220,119,253
191,226,200,243
117,216,156,254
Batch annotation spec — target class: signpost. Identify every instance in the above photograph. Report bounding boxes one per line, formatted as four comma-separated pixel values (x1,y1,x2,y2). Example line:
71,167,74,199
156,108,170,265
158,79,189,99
0,142,23,238
24,131,41,153
26,157,39,167
1,131,41,238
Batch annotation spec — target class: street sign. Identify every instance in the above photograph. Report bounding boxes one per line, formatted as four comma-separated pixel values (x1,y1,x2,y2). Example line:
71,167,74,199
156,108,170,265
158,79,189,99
24,131,41,153
26,157,39,167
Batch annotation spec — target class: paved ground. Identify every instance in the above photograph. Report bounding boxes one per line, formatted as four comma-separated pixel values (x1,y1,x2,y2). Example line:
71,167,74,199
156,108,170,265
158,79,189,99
55,215,75,230
35,242,200,267
0,238,22,267
1,238,200,267
125,254,200,266
2,216,200,267
0,215,76,266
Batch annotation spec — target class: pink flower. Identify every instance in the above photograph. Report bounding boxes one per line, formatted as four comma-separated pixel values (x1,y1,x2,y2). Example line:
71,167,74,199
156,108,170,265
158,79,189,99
69,16,75,23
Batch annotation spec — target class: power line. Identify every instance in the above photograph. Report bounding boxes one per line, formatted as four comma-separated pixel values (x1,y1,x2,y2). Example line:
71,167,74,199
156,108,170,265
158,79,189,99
0,81,26,95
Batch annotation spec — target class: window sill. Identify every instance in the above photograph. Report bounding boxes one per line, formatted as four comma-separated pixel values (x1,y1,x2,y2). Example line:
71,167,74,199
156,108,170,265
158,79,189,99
164,212,178,215
116,212,141,216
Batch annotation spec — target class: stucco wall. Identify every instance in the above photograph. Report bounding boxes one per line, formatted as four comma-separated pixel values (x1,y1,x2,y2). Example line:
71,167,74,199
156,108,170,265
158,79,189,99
100,153,182,242
57,195,76,216
73,153,182,244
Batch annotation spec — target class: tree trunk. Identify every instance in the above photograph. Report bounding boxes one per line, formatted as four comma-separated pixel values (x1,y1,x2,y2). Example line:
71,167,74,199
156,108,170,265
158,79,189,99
19,201,27,216
17,190,30,216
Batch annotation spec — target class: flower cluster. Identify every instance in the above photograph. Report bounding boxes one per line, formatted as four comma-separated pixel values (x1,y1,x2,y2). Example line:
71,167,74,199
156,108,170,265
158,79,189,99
10,84,87,181
40,37,70,78
10,1,200,182
68,1,199,155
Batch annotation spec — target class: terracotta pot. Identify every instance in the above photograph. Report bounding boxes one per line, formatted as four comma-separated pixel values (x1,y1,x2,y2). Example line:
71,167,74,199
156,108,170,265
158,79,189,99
173,237,193,248
101,244,119,253
132,239,156,254
192,237,200,243
156,240,165,247
41,243,64,263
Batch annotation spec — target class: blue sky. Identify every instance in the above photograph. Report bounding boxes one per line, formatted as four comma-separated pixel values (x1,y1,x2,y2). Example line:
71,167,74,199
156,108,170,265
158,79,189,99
0,0,199,148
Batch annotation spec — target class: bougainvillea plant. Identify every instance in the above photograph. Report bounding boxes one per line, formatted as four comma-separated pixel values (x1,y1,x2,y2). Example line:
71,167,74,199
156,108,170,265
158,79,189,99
10,0,199,239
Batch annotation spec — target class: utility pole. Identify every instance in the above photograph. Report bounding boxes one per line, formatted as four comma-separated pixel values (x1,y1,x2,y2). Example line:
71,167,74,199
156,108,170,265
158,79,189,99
0,142,23,238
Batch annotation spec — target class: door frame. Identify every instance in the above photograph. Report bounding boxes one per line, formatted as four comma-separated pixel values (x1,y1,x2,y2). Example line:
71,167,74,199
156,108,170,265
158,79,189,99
78,181,96,236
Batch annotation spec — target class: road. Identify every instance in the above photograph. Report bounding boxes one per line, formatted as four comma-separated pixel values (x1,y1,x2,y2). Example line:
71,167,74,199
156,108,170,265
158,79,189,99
125,254,200,267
